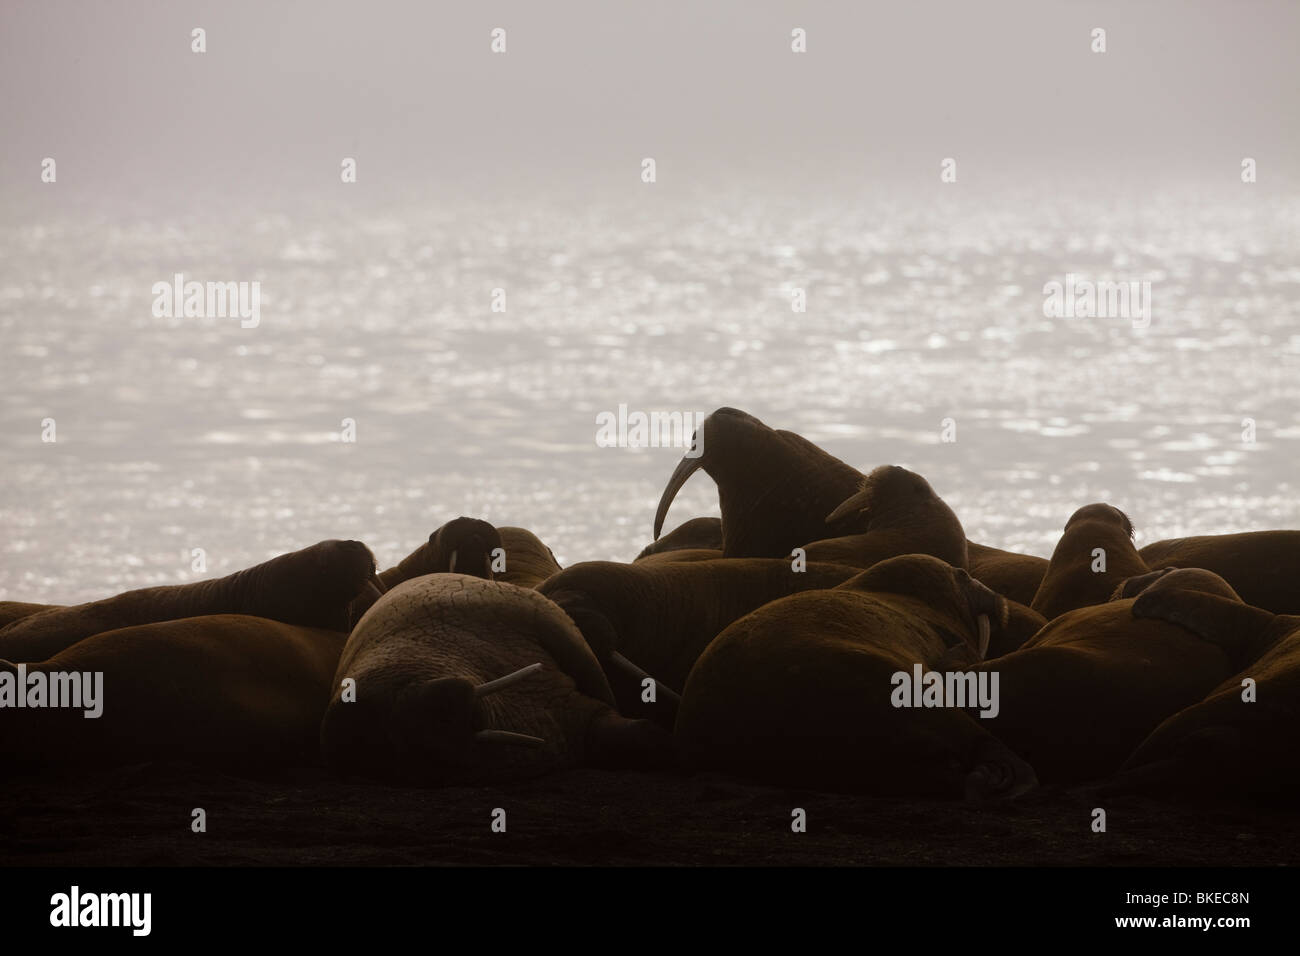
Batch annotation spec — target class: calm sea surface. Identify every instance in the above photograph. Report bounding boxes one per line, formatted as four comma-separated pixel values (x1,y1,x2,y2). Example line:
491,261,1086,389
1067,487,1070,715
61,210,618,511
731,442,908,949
3,187,1298,602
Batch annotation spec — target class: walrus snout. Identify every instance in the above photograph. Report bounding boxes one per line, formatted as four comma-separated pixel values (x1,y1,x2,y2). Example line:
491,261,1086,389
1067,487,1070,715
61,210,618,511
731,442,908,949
390,677,482,764
825,464,933,525
313,539,380,584
963,739,1038,801
326,538,374,562
392,666,550,768
430,517,502,580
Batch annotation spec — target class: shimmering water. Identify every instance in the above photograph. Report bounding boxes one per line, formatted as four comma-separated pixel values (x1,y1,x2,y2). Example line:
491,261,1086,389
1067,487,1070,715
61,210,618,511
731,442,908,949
3,186,1298,602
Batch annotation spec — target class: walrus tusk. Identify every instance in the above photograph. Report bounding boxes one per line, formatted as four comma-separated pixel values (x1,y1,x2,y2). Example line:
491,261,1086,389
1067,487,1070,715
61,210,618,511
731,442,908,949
976,614,990,660
607,652,683,718
653,453,704,541
825,487,873,525
607,652,680,702
448,550,458,573
474,662,544,697
368,574,387,595
475,730,547,747
608,651,641,675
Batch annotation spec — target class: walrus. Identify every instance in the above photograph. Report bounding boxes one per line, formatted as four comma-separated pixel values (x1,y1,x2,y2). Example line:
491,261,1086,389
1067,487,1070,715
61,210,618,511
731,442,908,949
675,555,1037,799
630,547,724,567
0,602,58,629
972,568,1251,783
635,517,723,560
347,517,500,624
808,464,969,570
1138,530,1300,614
0,614,346,769
1029,503,1147,620
496,526,562,589
379,517,501,589
320,574,671,785
1105,578,1300,801
652,407,867,558
537,557,865,727
0,539,383,663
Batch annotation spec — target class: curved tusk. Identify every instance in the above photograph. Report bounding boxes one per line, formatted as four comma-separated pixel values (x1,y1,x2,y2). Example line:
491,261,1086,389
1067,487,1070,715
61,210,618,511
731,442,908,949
475,730,547,747
448,549,458,574
976,614,990,660
474,662,544,697
653,453,704,541
825,486,872,525
368,573,387,595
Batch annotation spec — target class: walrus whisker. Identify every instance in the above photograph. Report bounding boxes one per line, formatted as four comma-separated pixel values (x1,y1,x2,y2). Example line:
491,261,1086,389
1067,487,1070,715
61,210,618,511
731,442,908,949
475,730,547,747
474,662,544,697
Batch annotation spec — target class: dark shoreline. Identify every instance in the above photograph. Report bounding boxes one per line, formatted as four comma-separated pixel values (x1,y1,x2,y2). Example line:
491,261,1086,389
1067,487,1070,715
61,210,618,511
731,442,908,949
3,764,1294,867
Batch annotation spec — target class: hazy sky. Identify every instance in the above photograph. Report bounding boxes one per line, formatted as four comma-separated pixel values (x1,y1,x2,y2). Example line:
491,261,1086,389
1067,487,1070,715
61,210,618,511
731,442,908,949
2,0,1298,207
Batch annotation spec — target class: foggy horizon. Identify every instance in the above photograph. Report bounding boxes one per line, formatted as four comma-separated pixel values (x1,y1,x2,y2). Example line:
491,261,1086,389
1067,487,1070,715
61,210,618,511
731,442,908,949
3,0,1298,211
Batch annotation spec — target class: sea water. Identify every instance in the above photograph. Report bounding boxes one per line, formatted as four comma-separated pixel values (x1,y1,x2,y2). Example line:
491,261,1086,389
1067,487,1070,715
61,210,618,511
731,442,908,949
2,186,1297,602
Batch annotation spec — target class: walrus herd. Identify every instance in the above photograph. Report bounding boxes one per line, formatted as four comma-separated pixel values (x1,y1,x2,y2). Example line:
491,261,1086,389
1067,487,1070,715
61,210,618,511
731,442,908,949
2,406,1297,804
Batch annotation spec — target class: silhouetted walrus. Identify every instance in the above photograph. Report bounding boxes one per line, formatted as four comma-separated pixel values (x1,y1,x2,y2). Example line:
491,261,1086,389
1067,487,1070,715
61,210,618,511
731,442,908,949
321,574,671,785
0,539,382,663
538,557,864,726
676,555,1034,799
1139,530,1300,614
808,464,968,569
974,568,1250,783
652,407,866,558
347,518,499,624
1030,503,1146,619
0,614,346,769
1107,573,1300,801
